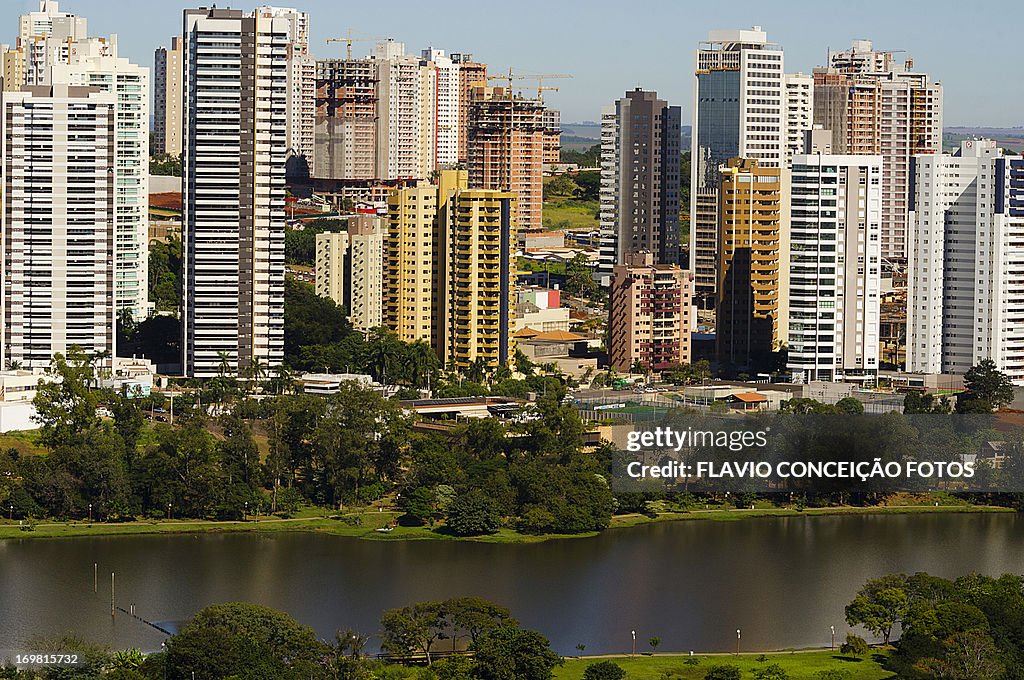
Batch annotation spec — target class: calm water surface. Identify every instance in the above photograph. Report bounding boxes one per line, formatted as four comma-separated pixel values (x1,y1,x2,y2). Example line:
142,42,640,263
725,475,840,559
1,513,1021,656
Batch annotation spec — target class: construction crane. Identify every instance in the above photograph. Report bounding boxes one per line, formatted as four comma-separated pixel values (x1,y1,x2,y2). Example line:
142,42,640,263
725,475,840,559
327,28,391,60
486,68,571,100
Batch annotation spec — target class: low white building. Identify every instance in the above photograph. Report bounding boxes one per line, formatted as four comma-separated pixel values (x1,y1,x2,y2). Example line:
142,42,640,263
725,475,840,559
0,370,51,432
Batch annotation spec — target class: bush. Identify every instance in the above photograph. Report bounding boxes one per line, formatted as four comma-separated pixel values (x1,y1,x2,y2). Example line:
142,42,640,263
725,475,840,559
840,633,869,658
704,665,741,680
753,663,789,680
583,660,627,680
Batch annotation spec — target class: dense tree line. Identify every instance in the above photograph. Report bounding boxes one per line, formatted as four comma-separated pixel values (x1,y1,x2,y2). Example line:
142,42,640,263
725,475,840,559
0,599,562,680
148,238,181,312
846,571,1024,680
1,344,613,536
149,153,182,177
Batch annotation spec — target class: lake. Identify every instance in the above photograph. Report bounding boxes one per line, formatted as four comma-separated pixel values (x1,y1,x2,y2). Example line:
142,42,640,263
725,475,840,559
1,513,1021,656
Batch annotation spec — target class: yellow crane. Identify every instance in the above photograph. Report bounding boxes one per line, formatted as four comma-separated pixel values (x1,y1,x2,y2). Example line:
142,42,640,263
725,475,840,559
327,28,391,60
486,68,571,100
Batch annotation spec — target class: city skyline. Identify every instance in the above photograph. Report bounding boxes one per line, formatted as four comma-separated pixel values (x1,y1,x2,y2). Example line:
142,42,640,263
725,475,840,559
0,0,1020,126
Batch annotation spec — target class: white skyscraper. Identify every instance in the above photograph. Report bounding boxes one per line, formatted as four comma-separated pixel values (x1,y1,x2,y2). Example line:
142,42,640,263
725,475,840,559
690,27,784,299
182,8,288,378
375,41,436,180
423,48,460,169
50,42,150,320
783,72,813,167
787,153,883,383
260,6,315,170
1,84,117,369
907,140,1024,383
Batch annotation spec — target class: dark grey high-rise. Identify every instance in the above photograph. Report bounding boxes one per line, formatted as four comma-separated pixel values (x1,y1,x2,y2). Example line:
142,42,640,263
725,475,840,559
597,89,681,284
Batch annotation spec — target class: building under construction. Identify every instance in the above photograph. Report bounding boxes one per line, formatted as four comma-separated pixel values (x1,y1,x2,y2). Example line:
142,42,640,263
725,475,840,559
467,85,547,235
314,58,378,179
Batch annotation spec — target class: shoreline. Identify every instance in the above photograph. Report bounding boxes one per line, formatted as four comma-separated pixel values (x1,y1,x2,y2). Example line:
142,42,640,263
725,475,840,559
0,502,1013,543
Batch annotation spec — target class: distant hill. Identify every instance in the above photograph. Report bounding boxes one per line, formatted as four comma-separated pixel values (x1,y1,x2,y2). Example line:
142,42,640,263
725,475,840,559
563,122,692,150
944,128,1024,153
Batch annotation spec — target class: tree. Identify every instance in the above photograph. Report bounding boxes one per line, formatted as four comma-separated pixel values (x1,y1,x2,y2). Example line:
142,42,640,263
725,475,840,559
922,629,1005,680
583,660,626,680
846,585,908,644
835,397,865,415
472,624,562,680
33,347,100,449
445,597,517,648
839,633,869,658
163,602,327,679
964,359,1015,407
445,489,501,536
380,600,448,665
565,252,596,299
703,665,742,680
648,636,661,653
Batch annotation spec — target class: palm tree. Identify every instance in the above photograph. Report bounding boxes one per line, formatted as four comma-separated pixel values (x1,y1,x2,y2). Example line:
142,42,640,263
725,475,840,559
247,356,267,395
272,364,294,395
366,327,398,384
404,341,436,389
217,351,233,379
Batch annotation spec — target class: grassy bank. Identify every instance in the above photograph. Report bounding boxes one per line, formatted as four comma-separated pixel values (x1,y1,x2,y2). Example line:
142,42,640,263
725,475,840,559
555,649,894,680
0,501,1012,543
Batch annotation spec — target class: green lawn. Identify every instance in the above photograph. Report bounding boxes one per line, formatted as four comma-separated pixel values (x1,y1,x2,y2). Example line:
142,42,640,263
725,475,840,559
543,197,599,231
556,650,895,680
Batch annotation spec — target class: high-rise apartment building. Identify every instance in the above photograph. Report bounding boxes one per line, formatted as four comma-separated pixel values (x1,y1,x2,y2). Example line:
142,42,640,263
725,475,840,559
715,158,788,370
2,45,25,91
423,48,461,168
907,140,1024,383
691,27,784,300
783,73,813,166
314,57,378,179
376,41,435,180
813,39,943,263
153,37,183,157
16,0,90,88
467,85,546,234
1,85,117,369
12,4,150,322
181,7,288,378
385,170,517,370
443,188,517,371
608,252,693,372
260,6,315,170
598,89,682,285
51,43,150,320
314,216,384,332
452,53,486,164
787,153,882,383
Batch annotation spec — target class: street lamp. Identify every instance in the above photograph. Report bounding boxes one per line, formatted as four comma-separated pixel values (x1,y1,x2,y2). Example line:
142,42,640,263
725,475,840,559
631,630,636,656
88,503,92,522
736,629,741,655
244,501,248,521
167,503,172,520
831,625,836,651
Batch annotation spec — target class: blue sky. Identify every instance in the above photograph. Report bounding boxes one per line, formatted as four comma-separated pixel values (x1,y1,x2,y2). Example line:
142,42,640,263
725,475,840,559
3,0,1021,126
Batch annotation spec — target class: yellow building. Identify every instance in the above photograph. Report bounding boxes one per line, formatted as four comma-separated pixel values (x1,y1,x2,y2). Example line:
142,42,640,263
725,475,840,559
716,158,789,371
386,170,517,372
2,47,24,91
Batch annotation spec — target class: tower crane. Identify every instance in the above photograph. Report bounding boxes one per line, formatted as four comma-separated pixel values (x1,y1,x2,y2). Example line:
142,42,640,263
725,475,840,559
486,68,571,100
327,28,391,60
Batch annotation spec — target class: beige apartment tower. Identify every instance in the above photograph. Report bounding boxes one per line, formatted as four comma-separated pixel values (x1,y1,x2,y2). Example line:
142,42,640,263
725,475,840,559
716,158,789,371
153,37,183,157
314,215,384,332
813,39,942,263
